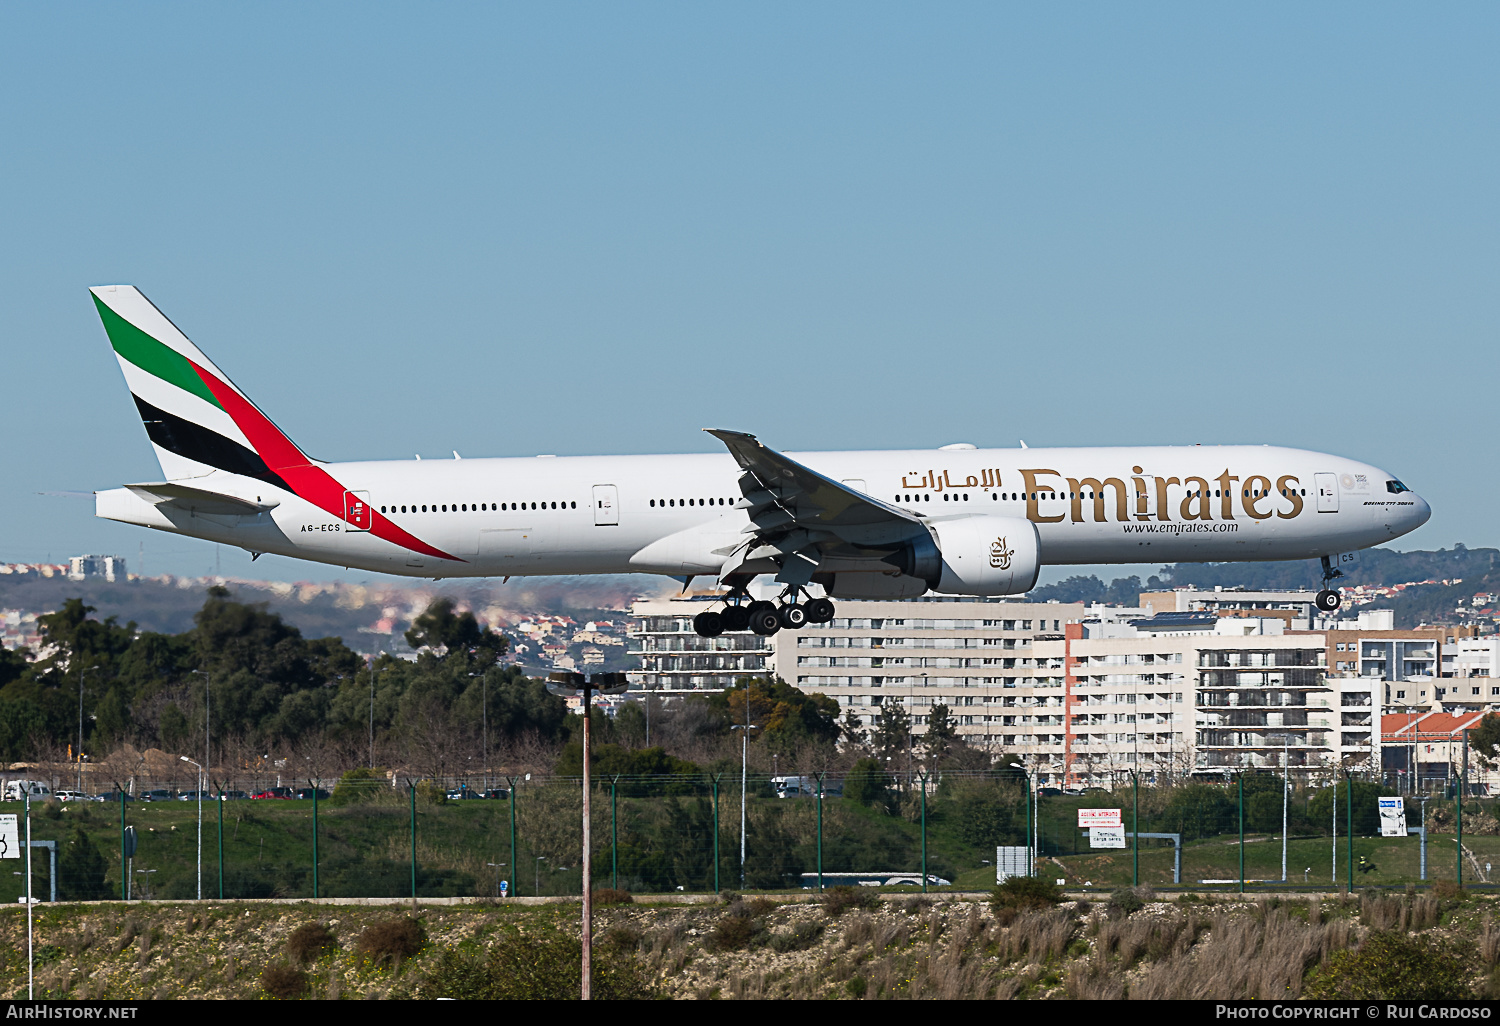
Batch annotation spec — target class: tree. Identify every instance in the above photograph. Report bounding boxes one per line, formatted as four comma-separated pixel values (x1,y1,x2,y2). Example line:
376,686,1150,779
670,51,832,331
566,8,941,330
1470,712,1500,769
58,828,111,901
838,709,868,751
843,757,890,806
871,702,911,763
923,704,958,768
405,598,507,668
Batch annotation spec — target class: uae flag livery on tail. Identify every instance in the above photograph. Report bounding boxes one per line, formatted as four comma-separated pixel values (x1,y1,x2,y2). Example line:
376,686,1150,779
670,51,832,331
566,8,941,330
90,286,458,561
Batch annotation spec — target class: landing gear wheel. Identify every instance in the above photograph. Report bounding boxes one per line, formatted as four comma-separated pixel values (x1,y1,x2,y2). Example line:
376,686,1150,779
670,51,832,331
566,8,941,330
806,598,835,623
693,610,724,637
746,600,775,618
749,607,782,636
721,605,752,632
778,603,809,629
1315,589,1342,613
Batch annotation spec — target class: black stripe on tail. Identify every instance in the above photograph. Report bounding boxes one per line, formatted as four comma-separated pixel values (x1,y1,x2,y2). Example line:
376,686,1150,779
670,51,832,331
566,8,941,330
132,395,293,493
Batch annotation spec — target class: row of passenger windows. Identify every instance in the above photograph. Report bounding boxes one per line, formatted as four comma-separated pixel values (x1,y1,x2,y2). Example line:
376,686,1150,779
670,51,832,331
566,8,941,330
894,487,1311,504
380,502,577,514
650,498,731,507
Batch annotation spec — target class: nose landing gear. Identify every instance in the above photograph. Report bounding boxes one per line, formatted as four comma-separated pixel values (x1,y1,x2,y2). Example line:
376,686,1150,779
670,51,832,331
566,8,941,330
1315,555,1344,613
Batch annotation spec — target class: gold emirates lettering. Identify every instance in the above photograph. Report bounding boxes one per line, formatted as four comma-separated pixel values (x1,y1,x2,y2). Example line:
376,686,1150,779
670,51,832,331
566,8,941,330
889,467,1305,523
1013,469,1303,524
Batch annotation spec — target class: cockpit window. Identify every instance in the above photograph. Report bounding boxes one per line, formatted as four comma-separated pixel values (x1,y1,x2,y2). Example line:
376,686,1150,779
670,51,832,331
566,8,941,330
1386,480,1411,494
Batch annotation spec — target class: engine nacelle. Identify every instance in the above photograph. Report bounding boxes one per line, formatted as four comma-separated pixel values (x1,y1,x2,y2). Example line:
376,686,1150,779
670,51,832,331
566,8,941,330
927,515,1041,596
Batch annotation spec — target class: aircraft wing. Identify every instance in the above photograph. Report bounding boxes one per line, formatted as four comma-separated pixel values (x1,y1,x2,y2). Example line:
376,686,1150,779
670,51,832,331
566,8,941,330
124,482,280,517
705,428,927,585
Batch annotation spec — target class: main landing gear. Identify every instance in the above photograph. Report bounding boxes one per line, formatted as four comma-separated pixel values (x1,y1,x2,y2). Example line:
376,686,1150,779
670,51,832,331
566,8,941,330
1315,555,1344,613
692,589,836,638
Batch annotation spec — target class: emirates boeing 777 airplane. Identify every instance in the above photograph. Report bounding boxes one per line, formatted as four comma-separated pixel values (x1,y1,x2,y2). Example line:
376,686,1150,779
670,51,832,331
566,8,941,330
88,286,1431,638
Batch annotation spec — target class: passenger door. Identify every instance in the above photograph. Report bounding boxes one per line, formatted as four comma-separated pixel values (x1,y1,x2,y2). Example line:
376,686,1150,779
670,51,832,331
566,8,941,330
1315,473,1339,513
592,484,619,526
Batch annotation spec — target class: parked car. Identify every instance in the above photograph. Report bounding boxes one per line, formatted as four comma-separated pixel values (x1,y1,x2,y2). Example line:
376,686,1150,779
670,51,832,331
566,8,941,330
3,780,52,802
97,792,133,802
252,787,295,800
218,790,249,801
1037,787,1064,797
177,791,215,801
54,790,89,802
481,788,510,800
446,787,481,800
294,788,330,800
138,789,175,802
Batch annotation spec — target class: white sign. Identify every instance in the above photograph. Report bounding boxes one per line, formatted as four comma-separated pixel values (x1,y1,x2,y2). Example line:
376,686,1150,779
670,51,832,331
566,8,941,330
0,815,17,859
995,846,1030,883
1378,797,1408,838
1089,825,1127,849
1078,808,1122,829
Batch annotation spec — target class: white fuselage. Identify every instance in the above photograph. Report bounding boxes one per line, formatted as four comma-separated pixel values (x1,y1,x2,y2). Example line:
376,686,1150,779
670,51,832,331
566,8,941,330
99,443,1431,581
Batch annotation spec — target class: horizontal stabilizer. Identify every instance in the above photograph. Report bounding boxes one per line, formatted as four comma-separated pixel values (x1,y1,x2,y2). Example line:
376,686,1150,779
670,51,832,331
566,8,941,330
124,482,279,517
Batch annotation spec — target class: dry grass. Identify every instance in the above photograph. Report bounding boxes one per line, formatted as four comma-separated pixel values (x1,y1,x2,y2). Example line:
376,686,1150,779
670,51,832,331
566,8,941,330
1129,909,1352,1000
260,962,307,999
1360,891,1440,931
354,917,427,967
286,922,338,964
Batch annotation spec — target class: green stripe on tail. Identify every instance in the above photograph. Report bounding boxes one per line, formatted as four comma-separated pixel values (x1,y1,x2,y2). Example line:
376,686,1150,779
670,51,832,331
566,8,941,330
92,294,222,409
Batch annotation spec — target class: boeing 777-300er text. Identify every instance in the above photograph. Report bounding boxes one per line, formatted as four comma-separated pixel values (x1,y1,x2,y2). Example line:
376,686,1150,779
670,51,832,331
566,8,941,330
88,286,1431,638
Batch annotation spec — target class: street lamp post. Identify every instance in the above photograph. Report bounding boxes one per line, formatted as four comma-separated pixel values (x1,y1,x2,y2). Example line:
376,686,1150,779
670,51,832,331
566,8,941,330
79,665,99,795
369,664,377,769
1266,733,1293,883
545,671,629,1002
730,683,760,891
180,756,203,899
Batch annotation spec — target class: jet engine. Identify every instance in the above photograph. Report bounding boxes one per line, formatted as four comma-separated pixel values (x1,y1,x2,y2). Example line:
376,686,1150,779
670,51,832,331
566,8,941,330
880,515,1041,596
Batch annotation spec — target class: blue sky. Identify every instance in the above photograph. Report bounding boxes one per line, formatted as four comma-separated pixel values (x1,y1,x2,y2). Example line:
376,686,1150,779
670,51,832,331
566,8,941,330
2,3,1496,583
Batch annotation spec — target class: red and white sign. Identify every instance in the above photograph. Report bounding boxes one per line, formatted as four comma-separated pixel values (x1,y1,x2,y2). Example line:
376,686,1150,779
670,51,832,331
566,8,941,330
1077,808,1122,829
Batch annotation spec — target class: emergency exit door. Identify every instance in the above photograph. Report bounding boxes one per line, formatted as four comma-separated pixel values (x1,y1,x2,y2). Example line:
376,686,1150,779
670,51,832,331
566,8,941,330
592,484,619,526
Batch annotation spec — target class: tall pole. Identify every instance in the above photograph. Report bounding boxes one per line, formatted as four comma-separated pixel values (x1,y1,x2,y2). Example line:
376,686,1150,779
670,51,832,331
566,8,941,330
1331,774,1337,885
611,776,619,891
368,666,375,769
409,783,417,910
119,790,126,900
482,675,489,791
739,727,748,889
1237,772,1245,894
1345,771,1353,892
508,776,517,898
582,684,593,1002
1278,738,1290,882
712,775,720,894
311,777,319,899
919,771,928,893
181,757,203,900
1022,770,1032,876
1132,770,1139,887
1458,729,1468,890
25,793,33,1000
77,666,87,796
217,784,224,899
815,771,824,891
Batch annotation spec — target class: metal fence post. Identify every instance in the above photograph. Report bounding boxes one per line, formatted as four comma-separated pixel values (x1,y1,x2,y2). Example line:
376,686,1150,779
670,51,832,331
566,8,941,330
711,773,721,894
118,790,126,900
611,775,619,891
509,776,518,898
1132,771,1139,888
1238,773,1245,895
216,786,224,900
312,782,319,899
919,771,928,894
1345,771,1353,892
409,783,417,909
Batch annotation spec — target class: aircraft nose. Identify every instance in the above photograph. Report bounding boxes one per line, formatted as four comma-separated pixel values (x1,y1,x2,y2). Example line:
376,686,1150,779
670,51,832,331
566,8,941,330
1409,493,1432,528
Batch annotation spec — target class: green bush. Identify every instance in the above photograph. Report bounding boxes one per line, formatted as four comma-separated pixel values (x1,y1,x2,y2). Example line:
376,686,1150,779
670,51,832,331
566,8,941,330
330,767,388,806
1304,931,1474,999
710,915,759,951
842,758,891,806
769,921,824,953
1108,888,1145,917
990,875,1064,912
423,931,655,1000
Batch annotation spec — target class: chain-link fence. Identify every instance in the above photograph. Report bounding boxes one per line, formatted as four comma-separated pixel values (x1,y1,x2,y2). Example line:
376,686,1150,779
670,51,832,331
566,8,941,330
3,772,1497,901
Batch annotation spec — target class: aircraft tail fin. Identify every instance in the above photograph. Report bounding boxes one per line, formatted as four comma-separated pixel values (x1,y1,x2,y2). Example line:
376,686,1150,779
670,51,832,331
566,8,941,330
89,285,312,490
